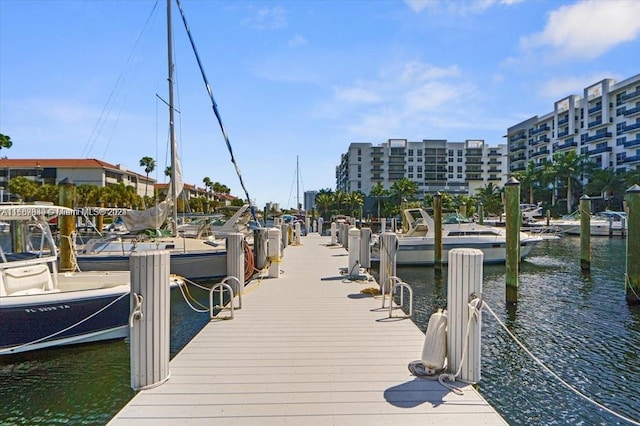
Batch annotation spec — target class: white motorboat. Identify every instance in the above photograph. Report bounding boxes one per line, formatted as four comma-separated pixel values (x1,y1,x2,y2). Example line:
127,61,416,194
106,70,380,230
0,204,182,355
532,210,626,236
371,207,543,265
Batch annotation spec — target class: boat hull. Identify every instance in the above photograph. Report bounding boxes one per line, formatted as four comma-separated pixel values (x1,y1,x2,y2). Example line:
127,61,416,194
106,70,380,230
0,286,130,355
76,251,228,281
372,237,540,265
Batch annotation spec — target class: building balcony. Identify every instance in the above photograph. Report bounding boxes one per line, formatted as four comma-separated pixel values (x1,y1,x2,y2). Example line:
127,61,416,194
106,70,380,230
619,122,640,134
558,117,569,126
510,164,526,172
557,129,570,138
587,119,606,129
371,167,383,172
586,146,613,156
623,106,640,117
582,132,612,143
588,104,602,114
488,151,502,157
509,133,527,143
623,137,640,148
511,154,527,162
530,125,550,135
621,154,640,164
622,89,640,102
531,148,549,158
510,143,526,153
465,159,483,165
553,140,578,152
371,159,383,164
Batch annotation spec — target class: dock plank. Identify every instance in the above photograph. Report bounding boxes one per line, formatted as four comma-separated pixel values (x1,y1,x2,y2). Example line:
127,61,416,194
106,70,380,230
108,233,507,425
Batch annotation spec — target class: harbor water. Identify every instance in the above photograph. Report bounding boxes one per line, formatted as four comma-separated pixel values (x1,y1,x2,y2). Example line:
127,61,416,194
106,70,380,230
1,235,639,425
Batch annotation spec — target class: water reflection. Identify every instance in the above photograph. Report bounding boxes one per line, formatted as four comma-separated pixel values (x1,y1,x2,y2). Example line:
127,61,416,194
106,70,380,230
385,236,640,425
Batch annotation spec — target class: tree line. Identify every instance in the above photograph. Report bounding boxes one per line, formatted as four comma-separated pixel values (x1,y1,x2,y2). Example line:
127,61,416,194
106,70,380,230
316,151,640,220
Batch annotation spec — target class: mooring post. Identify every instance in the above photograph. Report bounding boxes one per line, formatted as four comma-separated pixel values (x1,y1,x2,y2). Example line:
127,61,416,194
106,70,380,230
379,232,398,295
268,227,281,278
504,177,520,305
579,195,591,271
96,200,105,232
226,233,245,307
330,222,337,245
58,177,76,272
130,250,171,391
347,227,361,277
359,227,372,270
626,184,640,304
546,209,551,226
478,202,484,225
253,228,269,270
294,221,302,245
433,192,443,274
447,248,483,383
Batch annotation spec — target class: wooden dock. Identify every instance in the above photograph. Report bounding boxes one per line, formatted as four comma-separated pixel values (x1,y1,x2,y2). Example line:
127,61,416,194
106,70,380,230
108,232,507,425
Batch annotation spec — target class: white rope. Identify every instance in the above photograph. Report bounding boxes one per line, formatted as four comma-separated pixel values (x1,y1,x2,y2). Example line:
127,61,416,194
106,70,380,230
175,277,210,313
483,301,640,426
0,291,129,354
437,297,482,395
129,293,144,327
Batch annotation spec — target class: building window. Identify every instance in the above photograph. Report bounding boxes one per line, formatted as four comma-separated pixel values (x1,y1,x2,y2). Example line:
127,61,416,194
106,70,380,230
417,149,422,156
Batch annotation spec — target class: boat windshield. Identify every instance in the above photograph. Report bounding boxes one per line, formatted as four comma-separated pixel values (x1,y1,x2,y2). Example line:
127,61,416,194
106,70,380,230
443,213,472,224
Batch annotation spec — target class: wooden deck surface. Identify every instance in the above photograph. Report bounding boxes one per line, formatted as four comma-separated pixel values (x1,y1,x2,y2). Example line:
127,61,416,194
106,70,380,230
108,232,507,425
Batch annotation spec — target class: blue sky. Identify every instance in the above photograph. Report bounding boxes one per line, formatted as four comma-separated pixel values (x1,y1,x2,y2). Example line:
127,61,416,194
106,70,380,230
1,0,640,209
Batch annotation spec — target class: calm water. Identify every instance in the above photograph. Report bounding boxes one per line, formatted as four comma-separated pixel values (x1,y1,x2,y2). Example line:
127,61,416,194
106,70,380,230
1,236,639,425
393,236,640,426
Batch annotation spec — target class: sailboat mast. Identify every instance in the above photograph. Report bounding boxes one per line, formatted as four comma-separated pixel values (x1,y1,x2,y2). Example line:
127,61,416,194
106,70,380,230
167,0,178,236
296,155,300,213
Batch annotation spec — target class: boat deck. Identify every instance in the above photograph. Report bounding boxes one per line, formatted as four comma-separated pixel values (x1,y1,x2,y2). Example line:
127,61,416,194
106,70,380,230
107,232,507,425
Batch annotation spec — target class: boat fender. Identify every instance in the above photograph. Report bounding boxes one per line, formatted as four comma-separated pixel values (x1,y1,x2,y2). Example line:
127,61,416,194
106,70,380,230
420,308,448,375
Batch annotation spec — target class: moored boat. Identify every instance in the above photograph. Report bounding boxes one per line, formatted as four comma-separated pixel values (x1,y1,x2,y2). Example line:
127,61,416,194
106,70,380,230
0,204,180,355
371,207,543,265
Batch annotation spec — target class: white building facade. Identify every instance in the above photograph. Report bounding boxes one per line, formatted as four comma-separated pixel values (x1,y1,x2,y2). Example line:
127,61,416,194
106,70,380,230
336,138,507,199
507,73,640,174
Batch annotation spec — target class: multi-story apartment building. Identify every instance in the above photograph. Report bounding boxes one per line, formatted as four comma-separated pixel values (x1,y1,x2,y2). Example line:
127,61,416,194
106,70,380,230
304,190,318,212
506,73,640,174
336,138,507,199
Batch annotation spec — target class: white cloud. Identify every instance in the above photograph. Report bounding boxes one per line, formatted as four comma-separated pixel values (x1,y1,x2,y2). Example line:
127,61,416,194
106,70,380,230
288,35,307,48
537,73,620,100
521,0,640,61
399,62,461,83
334,86,380,104
242,6,286,30
405,0,522,15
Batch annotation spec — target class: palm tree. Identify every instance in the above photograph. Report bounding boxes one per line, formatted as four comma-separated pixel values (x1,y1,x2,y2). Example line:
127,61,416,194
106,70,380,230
586,168,625,209
552,151,584,214
474,183,503,215
369,183,388,221
347,191,365,217
315,192,332,219
332,190,348,216
390,178,419,203
512,161,539,204
139,156,156,197
0,133,13,150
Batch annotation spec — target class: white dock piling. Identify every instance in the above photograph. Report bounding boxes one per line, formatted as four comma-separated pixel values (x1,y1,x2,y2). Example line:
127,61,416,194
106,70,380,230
268,227,281,278
226,233,245,304
253,228,269,270
447,248,483,383
359,227,371,269
379,232,398,294
305,217,310,235
348,227,360,276
294,221,302,245
330,222,337,245
129,250,171,391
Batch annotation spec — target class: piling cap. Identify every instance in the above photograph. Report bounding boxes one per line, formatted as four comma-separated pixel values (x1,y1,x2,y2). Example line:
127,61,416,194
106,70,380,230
505,177,520,185
627,184,640,194
580,194,591,200
59,177,75,186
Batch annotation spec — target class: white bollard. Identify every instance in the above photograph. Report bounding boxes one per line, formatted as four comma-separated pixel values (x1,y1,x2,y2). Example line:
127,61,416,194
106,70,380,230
359,227,371,269
330,222,337,245
268,227,281,278
348,227,360,277
318,217,324,236
305,217,310,236
379,232,398,294
129,250,170,391
381,217,386,233
281,224,289,250
295,221,302,245
447,248,483,383
226,233,245,305
313,220,317,233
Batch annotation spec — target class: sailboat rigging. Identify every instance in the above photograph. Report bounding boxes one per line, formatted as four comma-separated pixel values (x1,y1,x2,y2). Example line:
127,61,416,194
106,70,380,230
175,0,257,222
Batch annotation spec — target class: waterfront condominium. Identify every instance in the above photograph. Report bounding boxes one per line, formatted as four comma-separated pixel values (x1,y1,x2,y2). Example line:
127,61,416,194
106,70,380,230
507,73,640,175
336,138,508,201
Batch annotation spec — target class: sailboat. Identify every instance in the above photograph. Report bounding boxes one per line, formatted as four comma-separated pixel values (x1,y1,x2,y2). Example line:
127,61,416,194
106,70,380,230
74,0,254,282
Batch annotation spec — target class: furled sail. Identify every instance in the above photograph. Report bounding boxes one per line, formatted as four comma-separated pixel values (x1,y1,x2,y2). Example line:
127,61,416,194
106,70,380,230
121,153,184,233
